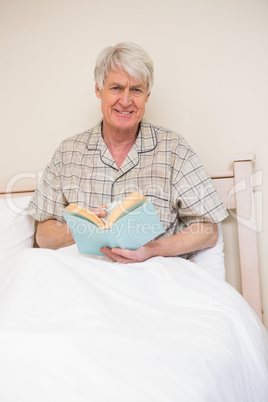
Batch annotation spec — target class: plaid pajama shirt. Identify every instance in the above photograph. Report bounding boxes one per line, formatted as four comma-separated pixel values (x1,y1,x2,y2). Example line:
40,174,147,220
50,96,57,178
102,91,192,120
27,120,228,254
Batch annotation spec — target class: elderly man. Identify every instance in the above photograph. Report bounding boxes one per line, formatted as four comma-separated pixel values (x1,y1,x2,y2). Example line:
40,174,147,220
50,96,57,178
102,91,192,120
27,42,227,263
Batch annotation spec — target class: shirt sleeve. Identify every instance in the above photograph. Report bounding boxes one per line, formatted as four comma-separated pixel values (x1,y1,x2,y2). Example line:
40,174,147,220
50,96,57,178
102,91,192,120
172,141,228,228
25,146,67,223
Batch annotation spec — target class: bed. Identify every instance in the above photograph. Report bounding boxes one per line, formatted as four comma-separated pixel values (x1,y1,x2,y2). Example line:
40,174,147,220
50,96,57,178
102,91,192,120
0,154,267,401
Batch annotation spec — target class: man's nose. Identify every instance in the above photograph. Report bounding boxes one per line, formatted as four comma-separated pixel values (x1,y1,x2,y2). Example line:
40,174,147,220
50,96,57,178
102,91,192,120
119,89,133,106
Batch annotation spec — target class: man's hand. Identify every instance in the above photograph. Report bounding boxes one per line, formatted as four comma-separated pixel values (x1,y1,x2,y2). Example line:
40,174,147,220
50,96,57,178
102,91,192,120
100,243,155,264
36,205,108,249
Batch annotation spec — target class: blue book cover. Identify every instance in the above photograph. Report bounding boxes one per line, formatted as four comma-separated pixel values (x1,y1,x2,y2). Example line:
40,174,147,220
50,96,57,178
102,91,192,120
63,202,165,256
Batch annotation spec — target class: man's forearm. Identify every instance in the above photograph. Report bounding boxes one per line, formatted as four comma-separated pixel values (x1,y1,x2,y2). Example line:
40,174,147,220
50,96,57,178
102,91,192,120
100,222,218,263
36,220,75,249
149,222,218,258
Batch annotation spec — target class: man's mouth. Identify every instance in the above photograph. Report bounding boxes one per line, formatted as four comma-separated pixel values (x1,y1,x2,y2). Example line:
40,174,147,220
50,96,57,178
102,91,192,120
115,109,133,115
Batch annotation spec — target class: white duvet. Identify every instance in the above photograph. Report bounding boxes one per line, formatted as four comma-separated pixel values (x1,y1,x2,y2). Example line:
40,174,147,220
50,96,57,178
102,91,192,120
0,248,267,402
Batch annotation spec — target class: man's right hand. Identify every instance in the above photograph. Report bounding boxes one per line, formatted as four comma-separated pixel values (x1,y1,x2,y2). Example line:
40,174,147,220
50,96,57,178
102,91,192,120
36,206,108,249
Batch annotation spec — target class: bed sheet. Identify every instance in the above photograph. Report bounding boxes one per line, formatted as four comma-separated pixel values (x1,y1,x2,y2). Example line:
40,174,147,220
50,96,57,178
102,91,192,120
0,248,267,402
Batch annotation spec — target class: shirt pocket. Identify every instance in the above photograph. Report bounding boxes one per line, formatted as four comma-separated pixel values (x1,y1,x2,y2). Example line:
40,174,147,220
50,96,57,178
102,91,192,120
144,189,177,232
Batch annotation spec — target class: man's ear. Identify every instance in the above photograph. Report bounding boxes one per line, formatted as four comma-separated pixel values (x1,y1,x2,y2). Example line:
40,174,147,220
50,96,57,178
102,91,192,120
95,84,101,99
145,92,151,103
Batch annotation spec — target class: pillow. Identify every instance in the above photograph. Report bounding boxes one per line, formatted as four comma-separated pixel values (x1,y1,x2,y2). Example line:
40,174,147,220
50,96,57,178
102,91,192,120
194,223,225,280
0,196,35,265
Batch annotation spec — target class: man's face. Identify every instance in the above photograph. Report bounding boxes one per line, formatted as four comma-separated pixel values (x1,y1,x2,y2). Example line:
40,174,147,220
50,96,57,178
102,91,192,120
95,69,150,135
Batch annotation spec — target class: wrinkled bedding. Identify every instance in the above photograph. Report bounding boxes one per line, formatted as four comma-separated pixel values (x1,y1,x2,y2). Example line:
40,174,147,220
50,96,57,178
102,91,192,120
0,248,267,402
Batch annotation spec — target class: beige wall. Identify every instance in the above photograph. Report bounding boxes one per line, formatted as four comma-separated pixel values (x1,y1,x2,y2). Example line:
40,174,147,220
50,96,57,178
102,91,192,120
1,0,268,326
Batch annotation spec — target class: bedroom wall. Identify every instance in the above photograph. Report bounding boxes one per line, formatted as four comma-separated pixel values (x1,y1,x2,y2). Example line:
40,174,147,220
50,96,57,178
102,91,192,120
1,0,268,326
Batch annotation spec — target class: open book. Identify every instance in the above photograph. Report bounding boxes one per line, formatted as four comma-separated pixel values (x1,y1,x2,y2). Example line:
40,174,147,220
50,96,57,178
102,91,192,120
63,192,165,255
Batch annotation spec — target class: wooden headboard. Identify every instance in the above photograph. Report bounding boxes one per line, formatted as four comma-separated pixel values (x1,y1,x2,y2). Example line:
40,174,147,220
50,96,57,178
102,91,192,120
211,154,262,321
0,154,262,321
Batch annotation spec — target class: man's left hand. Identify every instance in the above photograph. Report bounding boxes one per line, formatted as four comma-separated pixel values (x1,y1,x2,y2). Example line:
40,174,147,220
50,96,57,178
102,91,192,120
100,245,153,264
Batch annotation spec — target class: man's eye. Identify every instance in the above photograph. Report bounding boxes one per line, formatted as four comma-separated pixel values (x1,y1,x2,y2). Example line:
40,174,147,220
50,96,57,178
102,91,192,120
132,88,144,96
110,87,120,93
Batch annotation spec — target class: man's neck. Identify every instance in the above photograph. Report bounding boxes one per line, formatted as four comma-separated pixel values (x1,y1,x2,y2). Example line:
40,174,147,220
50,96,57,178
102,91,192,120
101,122,140,168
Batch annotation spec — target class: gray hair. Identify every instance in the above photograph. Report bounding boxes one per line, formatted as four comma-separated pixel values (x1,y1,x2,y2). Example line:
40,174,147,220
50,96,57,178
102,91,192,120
94,42,154,94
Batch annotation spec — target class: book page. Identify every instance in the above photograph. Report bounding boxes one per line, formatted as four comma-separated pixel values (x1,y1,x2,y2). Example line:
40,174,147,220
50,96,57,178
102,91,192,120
105,193,146,229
